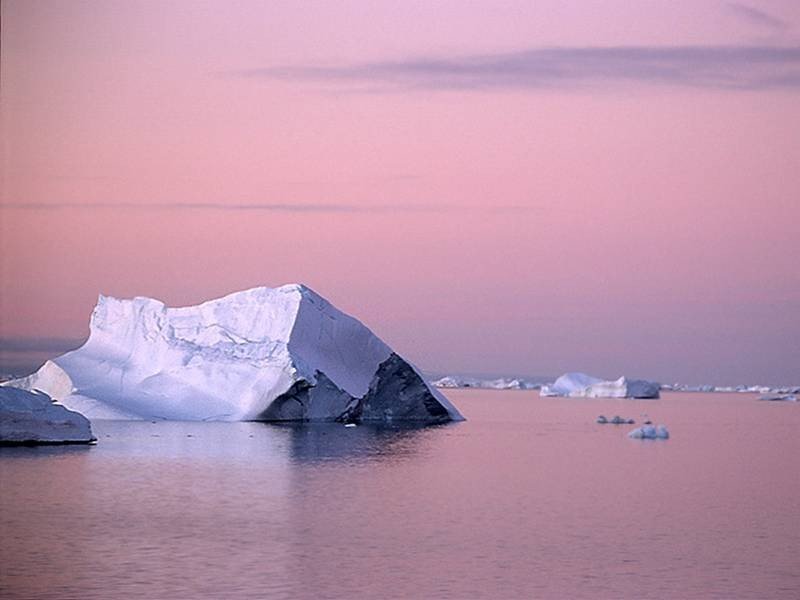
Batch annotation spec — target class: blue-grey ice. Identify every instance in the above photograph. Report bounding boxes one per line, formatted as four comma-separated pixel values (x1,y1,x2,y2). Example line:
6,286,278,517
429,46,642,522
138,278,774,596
628,424,670,439
0,387,94,444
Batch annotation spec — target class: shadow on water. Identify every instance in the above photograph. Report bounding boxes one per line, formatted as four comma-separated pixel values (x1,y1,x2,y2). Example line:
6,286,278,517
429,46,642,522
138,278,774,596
264,421,459,465
0,419,462,466
0,444,94,460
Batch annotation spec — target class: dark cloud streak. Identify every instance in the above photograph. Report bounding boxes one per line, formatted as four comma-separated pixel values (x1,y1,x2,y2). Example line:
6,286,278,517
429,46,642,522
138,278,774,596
3,201,367,213
0,336,85,353
727,3,788,31
239,45,800,91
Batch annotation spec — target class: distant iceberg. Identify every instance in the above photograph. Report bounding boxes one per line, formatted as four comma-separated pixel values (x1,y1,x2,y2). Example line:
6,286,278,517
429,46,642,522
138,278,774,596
3,284,463,424
540,372,660,399
430,376,464,389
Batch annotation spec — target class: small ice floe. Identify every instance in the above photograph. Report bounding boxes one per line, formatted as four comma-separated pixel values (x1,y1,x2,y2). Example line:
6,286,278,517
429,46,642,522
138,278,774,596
758,394,797,402
597,415,635,425
611,415,634,425
628,424,669,439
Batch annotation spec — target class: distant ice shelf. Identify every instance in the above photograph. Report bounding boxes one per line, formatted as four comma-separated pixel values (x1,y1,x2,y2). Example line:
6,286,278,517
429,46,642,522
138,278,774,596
2,284,464,424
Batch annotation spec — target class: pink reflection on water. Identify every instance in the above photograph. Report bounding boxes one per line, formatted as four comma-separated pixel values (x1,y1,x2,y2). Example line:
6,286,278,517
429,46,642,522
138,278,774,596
1,392,799,598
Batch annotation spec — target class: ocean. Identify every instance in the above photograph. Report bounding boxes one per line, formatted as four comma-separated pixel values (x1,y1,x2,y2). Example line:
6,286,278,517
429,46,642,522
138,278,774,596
1,390,798,599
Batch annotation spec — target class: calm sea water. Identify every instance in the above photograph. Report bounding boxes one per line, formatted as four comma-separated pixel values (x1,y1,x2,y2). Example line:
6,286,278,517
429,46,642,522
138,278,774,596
1,390,798,599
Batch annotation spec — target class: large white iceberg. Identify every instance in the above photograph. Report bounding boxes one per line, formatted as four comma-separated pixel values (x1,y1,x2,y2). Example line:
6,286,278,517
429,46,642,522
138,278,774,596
3,284,463,423
0,387,95,444
540,372,660,399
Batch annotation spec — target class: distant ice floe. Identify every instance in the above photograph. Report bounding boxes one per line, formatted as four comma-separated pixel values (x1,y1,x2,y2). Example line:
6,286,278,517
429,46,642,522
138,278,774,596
540,372,660,399
758,394,798,402
662,383,800,394
430,376,539,390
628,424,670,439
428,372,800,396
597,415,635,425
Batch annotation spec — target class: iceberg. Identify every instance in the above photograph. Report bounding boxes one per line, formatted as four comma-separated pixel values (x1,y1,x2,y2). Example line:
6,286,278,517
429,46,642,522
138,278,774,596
540,372,660,398
0,387,95,445
540,372,603,396
628,424,669,439
2,284,463,423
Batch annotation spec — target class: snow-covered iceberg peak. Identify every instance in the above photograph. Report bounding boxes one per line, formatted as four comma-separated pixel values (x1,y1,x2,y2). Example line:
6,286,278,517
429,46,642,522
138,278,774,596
4,284,463,423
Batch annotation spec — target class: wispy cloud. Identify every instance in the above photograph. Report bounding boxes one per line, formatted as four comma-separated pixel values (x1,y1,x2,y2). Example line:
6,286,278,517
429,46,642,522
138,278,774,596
238,45,800,92
1,201,542,214
2,201,353,212
727,3,788,32
3,201,430,213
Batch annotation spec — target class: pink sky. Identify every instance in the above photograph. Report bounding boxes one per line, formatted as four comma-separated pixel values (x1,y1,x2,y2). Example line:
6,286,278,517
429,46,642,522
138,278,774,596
2,1,799,384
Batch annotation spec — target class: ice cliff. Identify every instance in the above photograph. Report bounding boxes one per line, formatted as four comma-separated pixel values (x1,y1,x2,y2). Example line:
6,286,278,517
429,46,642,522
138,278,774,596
540,372,660,399
3,284,463,423
0,387,95,445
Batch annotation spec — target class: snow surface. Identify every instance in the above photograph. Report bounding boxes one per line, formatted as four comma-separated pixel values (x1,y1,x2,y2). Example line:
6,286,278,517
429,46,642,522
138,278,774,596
3,284,463,423
540,372,660,398
0,387,94,444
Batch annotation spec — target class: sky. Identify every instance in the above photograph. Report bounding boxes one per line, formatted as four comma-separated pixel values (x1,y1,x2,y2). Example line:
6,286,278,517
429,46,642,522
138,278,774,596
1,0,799,385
